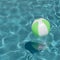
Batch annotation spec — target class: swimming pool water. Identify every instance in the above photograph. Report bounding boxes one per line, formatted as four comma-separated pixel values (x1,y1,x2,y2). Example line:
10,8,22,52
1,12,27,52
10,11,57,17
0,0,60,60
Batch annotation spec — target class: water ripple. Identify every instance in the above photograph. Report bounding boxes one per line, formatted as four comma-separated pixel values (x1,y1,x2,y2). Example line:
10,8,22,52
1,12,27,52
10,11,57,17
0,0,60,60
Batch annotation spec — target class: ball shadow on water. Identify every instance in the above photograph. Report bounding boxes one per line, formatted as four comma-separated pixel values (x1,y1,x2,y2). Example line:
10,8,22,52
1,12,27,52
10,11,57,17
25,42,39,54
25,41,47,54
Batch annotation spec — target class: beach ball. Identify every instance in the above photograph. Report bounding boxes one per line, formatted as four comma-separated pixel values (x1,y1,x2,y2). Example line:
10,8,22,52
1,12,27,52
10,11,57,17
32,18,50,37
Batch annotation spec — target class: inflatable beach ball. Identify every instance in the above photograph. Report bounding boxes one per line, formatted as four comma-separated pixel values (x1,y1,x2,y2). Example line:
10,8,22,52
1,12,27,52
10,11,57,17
32,18,50,37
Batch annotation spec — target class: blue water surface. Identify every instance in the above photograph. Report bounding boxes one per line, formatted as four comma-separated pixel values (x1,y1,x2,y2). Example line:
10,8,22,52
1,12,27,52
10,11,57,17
0,0,60,60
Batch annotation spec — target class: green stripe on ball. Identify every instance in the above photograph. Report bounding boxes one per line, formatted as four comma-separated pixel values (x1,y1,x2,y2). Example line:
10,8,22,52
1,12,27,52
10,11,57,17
32,21,38,36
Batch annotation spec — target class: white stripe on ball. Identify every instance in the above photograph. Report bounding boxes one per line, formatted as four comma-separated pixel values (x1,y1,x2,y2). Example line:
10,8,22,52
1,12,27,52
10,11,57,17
38,20,48,36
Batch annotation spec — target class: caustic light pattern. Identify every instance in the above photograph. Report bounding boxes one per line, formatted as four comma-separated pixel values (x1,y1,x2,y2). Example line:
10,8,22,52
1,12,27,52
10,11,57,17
0,0,60,60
